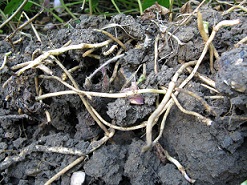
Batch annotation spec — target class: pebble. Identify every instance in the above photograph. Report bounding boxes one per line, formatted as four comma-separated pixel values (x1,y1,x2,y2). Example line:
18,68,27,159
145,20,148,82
70,171,86,185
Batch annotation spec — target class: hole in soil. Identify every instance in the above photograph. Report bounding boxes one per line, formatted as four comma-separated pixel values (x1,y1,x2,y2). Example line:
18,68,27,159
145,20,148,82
235,107,245,115
0,95,9,109
119,175,131,185
130,39,138,46
26,176,35,184
84,57,100,72
0,173,3,182
67,106,78,136
57,55,79,69
8,177,19,184
42,97,52,106
91,73,102,84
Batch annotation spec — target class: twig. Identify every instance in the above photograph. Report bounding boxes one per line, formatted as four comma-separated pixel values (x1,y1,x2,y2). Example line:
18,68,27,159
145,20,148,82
154,34,159,74
36,88,167,100
22,12,42,43
102,23,137,39
36,64,53,75
0,51,12,70
62,40,72,47
2,76,12,88
39,75,92,99
143,19,239,151
12,37,23,45
220,115,247,121
204,95,224,99
222,5,247,15
155,143,196,184
85,53,125,85
0,129,114,181
91,107,147,131
35,78,51,124
200,83,219,93
61,65,81,81
152,21,185,46
109,40,132,83
121,64,142,90
235,36,247,47
142,61,197,152
167,31,185,46
11,61,33,70
45,156,86,185
6,8,44,41
110,60,120,83
197,11,219,73
86,54,100,59
44,129,115,185
94,29,126,50
50,56,110,135
0,0,28,29
82,48,95,57
0,144,34,171
215,0,234,6
0,114,31,120
179,19,240,90
103,45,118,56
178,0,207,26
14,39,113,76
171,93,212,126
34,145,84,156
153,104,172,145
178,60,216,88
175,88,216,116
0,9,16,31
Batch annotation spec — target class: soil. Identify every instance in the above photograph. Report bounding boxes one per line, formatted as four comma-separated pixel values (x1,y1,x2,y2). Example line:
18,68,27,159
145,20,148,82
0,4,247,185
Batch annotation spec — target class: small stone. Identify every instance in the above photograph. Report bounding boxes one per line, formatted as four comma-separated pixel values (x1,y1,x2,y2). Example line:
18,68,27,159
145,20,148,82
70,171,85,185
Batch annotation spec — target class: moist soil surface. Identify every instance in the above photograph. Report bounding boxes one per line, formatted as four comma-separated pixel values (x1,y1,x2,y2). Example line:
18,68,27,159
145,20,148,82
0,4,247,185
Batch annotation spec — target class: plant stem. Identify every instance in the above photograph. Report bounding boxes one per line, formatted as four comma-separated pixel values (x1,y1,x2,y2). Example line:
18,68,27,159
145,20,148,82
137,0,143,15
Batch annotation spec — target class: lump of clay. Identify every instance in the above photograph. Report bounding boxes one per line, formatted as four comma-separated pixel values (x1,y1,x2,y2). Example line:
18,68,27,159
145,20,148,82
215,46,247,106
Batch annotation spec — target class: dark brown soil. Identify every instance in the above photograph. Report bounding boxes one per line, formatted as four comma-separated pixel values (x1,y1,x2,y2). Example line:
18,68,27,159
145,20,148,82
0,4,247,185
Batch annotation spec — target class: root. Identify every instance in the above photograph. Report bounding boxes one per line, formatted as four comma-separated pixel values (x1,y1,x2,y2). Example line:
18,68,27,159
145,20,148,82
178,60,216,88
171,93,212,126
0,129,115,184
142,61,197,152
36,88,166,101
155,143,196,184
94,29,126,50
51,55,110,135
13,39,114,76
235,36,247,47
142,18,239,151
0,51,12,70
85,53,125,87
154,34,159,74
0,0,28,29
197,11,219,73
1,11,240,184
44,128,115,185
222,4,247,15
175,88,217,116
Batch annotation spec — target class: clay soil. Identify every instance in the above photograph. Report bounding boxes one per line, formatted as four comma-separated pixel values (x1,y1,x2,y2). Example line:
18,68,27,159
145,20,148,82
0,3,247,185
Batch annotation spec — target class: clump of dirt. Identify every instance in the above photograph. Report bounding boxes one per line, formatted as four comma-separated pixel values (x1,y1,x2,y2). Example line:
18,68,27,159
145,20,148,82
215,45,247,106
0,3,247,185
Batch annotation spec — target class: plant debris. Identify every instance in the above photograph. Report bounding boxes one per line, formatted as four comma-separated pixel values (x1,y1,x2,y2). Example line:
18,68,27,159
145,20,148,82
0,1,247,184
